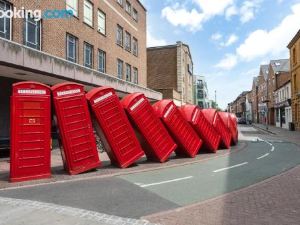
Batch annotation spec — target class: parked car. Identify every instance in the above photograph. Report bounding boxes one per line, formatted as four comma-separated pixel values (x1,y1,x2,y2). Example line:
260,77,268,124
237,117,246,124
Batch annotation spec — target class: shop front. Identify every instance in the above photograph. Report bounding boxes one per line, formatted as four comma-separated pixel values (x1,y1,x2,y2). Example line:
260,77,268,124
275,99,292,129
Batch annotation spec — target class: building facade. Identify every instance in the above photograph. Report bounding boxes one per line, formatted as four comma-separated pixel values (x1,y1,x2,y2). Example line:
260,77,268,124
245,91,252,123
2,0,147,86
274,82,292,129
288,29,300,131
147,41,194,106
0,0,162,145
251,77,259,123
193,75,210,108
228,91,249,122
257,65,269,124
269,59,290,125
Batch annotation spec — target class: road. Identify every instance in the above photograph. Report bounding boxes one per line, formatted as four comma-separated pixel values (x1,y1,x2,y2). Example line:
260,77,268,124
0,125,300,224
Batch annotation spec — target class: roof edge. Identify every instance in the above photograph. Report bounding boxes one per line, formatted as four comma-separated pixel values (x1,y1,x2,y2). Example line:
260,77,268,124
136,0,147,11
287,29,300,49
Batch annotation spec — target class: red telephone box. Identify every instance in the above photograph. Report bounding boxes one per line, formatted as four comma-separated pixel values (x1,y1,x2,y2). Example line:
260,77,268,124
219,112,238,146
230,113,238,145
179,105,221,153
51,83,101,175
86,87,144,168
202,109,231,149
153,100,202,158
10,81,51,182
121,93,177,163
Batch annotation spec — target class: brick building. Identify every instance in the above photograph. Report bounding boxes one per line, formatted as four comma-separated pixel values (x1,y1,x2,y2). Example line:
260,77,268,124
0,0,161,145
265,59,290,125
147,41,194,106
269,59,291,128
288,29,300,131
257,65,269,124
251,77,259,123
228,91,250,122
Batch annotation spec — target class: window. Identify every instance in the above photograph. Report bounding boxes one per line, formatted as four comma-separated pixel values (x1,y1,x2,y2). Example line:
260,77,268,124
198,101,204,108
125,31,131,51
133,67,138,84
98,49,106,73
133,8,138,21
197,80,203,88
117,59,123,79
117,0,123,7
97,10,106,35
116,25,123,46
126,63,131,81
84,42,93,68
125,1,131,14
295,104,298,122
24,16,41,50
293,47,297,65
84,0,93,27
197,90,204,99
294,74,297,92
188,64,193,74
133,37,138,56
66,0,78,17
66,33,78,63
0,0,11,40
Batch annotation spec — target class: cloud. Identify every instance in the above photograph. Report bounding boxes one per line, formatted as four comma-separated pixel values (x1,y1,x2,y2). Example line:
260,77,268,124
162,5,205,31
225,0,262,23
211,33,239,47
225,5,238,20
215,2,300,70
239,1,260,23
162,0,234,31
221,34,239,47
211,33,222,41
147,32,167,47
193,0,234,17
215,54,238,70
237,3,300,61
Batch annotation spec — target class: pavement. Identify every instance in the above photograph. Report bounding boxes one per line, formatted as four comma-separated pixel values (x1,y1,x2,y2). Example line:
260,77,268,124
252,123,300,145
0,124,300,224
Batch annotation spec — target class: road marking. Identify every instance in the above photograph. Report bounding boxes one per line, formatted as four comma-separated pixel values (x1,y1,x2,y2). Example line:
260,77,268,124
136,176,193,188
258,138,275,152
257,153,270,159
213,162,248,173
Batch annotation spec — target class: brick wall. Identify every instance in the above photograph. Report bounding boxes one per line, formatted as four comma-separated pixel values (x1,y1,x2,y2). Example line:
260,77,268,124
276,72,291,89
290,35,300,130
147,43,194,105
7,0,147,86
147,47,177,90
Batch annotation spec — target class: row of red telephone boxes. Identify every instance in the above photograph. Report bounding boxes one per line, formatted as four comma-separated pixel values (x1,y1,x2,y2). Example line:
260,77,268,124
9,81,238,182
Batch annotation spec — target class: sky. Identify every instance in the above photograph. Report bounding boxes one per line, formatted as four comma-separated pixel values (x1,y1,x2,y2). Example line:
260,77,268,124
139,0,300,109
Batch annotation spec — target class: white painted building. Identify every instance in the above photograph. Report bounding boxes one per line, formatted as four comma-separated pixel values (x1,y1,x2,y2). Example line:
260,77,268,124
274,82,292,129
193,75,210,108
245,92,252,123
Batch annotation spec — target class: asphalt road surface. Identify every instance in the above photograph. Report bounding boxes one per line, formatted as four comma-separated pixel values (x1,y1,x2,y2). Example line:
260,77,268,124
0,125,299,219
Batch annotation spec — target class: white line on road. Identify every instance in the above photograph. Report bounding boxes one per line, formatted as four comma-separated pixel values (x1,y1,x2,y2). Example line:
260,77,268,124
258,138,275,152
257,153,270,159
213,162,248,173
136,176,193,188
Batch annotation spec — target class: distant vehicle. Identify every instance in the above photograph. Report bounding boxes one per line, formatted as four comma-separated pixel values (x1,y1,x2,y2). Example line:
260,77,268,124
237,117,246,124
